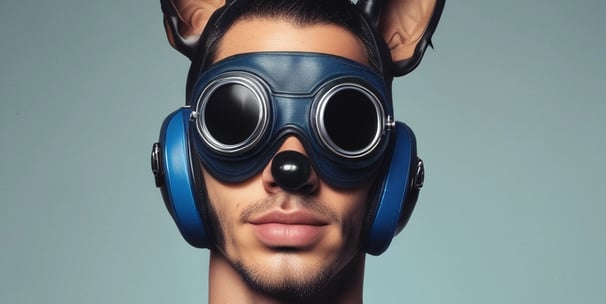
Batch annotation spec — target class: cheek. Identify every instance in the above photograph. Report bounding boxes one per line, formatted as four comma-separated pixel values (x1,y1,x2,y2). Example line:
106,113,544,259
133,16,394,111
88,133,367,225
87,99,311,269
203,170,263,215
203,172,266,251
324,187,372,251
341,201,368,247
205,185,244,255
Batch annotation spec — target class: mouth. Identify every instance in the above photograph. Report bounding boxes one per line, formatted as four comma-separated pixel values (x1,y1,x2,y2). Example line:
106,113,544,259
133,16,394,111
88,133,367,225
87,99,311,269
248,209,330,249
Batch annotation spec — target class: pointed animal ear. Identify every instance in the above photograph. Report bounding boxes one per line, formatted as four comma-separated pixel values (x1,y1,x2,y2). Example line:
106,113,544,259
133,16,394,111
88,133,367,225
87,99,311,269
359,0,445,76
161,0,226,59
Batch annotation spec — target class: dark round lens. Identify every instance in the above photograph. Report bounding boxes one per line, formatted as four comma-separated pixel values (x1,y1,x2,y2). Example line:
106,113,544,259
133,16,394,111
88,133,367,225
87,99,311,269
204,83,261,145
323,88,379,152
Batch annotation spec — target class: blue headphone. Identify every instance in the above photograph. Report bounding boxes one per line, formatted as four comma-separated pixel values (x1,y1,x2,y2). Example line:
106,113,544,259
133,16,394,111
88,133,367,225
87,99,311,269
151,52,425,255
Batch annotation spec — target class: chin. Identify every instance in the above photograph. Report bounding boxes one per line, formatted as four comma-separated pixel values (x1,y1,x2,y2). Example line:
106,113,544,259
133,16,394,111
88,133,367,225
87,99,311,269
233,252,335,300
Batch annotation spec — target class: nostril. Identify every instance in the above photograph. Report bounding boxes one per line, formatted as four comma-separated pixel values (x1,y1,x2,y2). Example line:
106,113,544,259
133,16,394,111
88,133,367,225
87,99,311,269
271,150,314,193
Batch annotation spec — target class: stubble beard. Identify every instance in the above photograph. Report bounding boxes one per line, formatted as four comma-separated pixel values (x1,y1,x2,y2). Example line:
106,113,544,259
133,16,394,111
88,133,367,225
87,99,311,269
207,194,343,301
233,256,333,301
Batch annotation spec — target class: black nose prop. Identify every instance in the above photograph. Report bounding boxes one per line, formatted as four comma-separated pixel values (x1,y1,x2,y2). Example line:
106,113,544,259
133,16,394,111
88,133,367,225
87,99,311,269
271,151,312,192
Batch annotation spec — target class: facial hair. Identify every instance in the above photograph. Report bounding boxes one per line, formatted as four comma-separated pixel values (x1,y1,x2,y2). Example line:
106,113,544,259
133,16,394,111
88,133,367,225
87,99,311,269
206,193,345,300
233,257,332,301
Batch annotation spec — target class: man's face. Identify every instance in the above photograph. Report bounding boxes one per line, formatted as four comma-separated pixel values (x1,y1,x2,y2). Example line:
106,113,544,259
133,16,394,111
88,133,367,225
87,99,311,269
202,18,373,298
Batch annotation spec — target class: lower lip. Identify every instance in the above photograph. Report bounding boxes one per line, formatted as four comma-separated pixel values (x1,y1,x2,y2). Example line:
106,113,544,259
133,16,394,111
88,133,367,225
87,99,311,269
251,223,325,248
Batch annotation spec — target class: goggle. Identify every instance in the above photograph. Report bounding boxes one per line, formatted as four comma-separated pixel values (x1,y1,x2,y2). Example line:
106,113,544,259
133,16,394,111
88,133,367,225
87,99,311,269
189,52,395,188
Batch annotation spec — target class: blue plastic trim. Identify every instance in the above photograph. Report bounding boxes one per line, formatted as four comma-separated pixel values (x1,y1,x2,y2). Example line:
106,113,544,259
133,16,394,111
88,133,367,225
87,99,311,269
366,122,415,255
161,108,210,248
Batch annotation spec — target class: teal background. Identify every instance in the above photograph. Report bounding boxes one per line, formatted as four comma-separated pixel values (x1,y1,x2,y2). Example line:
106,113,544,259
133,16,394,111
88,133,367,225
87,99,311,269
1,0,604,303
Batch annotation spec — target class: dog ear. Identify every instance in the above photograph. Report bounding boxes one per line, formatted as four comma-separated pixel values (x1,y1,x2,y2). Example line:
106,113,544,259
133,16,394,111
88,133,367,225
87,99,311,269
359,0,445,76
161,0,226,59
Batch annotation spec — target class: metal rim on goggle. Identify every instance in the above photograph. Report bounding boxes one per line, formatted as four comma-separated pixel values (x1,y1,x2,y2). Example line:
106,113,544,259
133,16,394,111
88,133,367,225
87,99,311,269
195,73,270,154
312,82,386,159
193,73,388,159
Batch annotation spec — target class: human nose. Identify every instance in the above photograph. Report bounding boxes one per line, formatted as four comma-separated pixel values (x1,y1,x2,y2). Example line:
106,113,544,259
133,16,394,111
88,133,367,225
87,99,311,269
262,137,319,194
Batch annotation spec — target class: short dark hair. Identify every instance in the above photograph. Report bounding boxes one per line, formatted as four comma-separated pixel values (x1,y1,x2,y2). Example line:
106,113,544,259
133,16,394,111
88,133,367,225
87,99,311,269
185,0,388,103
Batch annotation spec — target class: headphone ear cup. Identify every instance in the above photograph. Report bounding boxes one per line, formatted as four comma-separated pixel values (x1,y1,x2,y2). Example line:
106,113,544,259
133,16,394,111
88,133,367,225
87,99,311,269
155,108,211,248
365,122,421,255
395,157,424,233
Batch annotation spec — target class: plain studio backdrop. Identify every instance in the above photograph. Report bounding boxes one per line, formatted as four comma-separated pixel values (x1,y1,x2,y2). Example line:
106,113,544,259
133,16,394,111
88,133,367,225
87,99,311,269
1,1,604,303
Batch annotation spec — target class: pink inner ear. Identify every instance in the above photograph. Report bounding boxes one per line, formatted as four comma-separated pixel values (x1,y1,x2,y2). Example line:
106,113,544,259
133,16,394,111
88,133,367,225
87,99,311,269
386,32,405,51
380,0,437,62
177,0,226,38
161,0,226,57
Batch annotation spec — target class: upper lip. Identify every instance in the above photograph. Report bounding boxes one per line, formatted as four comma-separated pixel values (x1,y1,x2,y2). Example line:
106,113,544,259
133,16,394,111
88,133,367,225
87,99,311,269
247,209,330,226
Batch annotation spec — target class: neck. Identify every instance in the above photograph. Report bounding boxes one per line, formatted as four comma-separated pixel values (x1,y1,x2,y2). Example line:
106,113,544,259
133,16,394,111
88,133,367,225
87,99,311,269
208,250,366,304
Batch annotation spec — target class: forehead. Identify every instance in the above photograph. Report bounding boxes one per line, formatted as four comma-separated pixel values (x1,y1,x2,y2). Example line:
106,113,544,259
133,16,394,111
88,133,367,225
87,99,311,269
214,18,368,65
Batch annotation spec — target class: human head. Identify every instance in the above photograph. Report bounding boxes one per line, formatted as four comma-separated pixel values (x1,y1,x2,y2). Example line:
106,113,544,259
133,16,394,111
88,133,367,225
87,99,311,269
153,0,444,301
200,16,379,301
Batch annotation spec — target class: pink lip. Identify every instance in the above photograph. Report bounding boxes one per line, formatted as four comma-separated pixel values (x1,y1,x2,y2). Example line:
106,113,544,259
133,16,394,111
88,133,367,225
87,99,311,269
249,210,329,226
248,210,329,248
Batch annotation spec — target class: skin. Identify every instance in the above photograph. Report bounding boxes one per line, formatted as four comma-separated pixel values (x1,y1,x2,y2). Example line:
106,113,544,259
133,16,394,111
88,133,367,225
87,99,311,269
379,0,437,60
203,18,373,304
